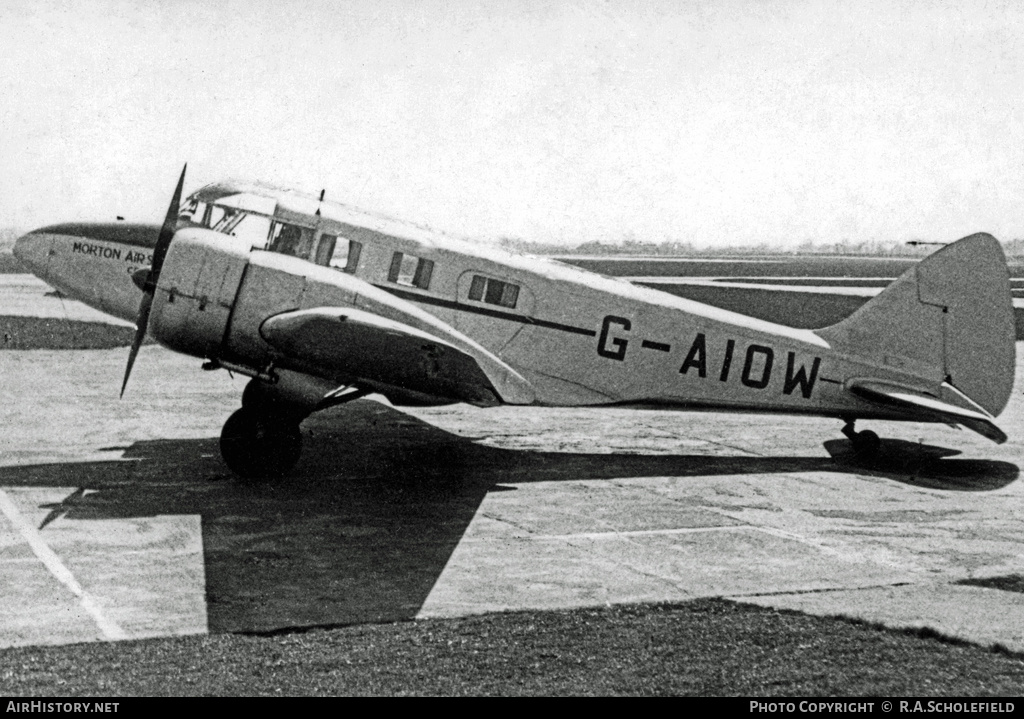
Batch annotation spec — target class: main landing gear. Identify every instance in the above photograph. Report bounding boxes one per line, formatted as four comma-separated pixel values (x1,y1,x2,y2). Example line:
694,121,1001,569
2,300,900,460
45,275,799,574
841,418,881,457
218,377,373,480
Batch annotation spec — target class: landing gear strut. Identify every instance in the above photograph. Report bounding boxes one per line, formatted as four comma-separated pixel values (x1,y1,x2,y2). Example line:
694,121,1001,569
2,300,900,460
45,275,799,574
841,418,881,457
220,407,303,479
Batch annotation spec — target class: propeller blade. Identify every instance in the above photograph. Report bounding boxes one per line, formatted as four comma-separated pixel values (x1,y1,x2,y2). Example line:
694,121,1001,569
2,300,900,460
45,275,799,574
120,164,187,396
149,163,187,290
120,291,153,397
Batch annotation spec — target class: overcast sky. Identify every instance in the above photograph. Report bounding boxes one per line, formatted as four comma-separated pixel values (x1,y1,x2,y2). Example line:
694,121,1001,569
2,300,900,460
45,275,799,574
1,0,1022,247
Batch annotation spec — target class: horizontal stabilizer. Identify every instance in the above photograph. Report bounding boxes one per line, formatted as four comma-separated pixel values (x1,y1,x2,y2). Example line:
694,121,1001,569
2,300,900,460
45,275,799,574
260,307,535,406
848,380,1007,444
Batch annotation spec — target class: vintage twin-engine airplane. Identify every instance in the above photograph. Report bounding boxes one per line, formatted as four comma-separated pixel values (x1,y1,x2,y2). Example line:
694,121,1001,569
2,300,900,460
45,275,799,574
13,167,1016,479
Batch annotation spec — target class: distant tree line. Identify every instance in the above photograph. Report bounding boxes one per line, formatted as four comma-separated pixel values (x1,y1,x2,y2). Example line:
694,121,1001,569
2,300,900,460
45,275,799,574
498,235,1024,257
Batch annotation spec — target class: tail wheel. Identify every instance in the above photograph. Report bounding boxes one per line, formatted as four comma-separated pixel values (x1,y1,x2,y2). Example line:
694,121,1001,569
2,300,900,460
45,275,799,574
220,407,302,480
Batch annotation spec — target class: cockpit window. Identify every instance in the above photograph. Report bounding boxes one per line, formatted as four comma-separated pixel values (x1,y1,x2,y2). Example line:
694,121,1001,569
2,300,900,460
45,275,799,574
178,199,273,248
228,213,272,247
268,222,315,259
179,199,212,227
212,208,243,234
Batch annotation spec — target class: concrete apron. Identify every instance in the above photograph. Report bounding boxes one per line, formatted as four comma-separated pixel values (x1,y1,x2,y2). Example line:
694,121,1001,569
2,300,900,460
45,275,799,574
0,289,1022,651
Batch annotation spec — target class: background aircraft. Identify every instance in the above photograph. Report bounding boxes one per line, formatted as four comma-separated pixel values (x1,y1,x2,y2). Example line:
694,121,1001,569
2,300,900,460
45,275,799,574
13,168,1016,479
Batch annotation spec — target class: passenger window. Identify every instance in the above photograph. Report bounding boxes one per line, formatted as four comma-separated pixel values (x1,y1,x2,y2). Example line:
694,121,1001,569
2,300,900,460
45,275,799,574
329,238,363,273
388,252,433,289
468,275,519,309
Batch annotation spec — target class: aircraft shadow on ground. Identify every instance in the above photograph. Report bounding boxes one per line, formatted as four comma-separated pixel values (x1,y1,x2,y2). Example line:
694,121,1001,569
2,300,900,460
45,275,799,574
822,438,1019,491
0,401,1016,636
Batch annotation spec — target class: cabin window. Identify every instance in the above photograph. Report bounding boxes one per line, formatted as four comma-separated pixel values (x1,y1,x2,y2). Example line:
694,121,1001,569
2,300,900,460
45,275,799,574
468,275,519,309
328,237,363,273
388,252,433,289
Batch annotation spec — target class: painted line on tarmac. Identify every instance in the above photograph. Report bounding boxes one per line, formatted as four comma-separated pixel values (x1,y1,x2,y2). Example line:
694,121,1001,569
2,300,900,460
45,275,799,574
521,526,742,541
0,489,127,641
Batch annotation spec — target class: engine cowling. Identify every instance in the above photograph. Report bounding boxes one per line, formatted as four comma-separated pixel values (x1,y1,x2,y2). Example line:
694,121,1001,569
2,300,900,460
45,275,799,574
149,228,251,360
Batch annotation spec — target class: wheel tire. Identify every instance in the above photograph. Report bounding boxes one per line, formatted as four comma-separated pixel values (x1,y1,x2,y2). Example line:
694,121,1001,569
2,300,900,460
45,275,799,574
852,429,881,457
220,407,302,480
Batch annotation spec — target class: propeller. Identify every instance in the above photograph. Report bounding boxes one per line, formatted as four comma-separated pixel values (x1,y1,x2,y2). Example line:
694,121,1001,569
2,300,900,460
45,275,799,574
120,164,187,397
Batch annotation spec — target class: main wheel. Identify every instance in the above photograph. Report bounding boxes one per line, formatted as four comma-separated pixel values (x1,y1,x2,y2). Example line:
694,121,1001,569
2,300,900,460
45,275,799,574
220,407,302,480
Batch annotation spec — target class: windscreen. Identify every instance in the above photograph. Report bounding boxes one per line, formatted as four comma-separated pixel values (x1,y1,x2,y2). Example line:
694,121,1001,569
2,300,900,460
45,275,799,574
178,195,274,248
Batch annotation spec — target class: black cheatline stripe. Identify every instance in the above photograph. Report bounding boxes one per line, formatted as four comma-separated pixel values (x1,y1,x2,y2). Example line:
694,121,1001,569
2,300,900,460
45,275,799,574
377,285,597,337
35,223,162,250
819,377,842,384
641,340,671,352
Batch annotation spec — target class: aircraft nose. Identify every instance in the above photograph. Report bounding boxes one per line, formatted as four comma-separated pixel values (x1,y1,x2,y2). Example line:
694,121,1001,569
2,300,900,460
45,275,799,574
12,230,53,275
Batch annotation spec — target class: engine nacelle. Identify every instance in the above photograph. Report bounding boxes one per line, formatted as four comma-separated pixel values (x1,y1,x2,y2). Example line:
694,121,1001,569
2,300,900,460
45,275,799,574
149,229,251,359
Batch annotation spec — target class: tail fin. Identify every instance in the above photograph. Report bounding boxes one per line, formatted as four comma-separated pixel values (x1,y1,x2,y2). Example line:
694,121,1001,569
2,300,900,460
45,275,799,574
817,233,1015,418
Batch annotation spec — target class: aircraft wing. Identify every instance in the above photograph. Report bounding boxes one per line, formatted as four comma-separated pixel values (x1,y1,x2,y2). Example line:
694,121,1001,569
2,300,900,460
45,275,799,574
847,379,1008,444
260,306,535,406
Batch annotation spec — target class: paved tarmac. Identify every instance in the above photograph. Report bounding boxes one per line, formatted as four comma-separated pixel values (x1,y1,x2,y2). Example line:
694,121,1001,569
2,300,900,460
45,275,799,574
1,276,1023,652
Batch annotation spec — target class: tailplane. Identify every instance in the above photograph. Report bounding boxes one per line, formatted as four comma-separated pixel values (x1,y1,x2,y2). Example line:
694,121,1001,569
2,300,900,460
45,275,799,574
817,233,1015,424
